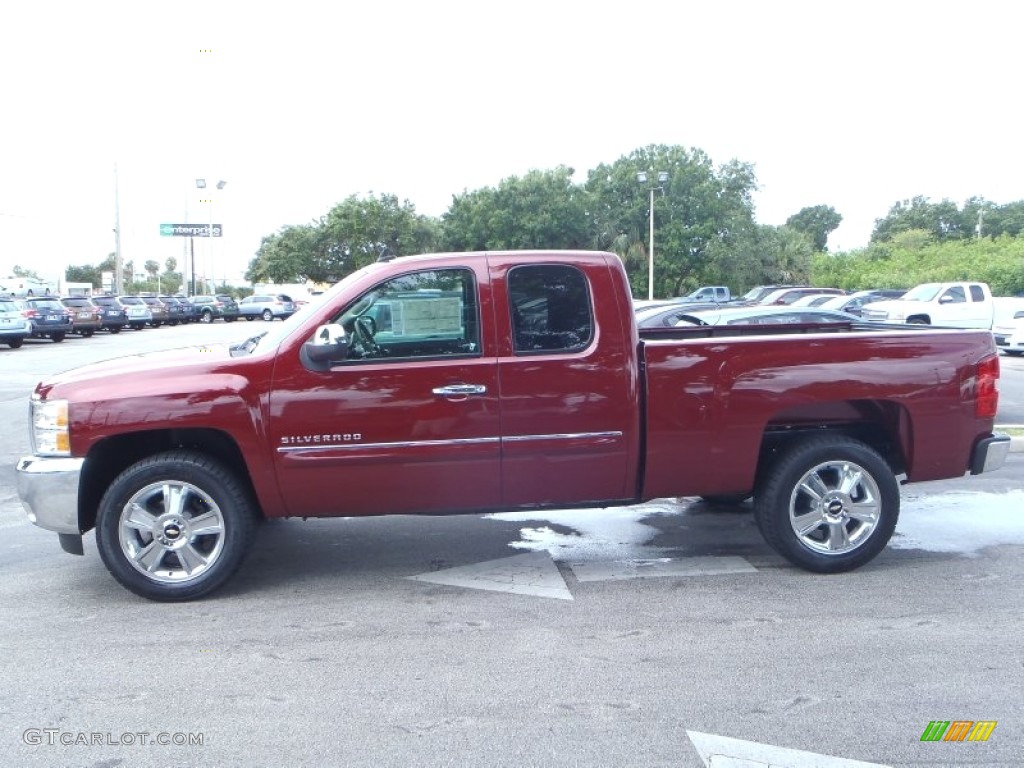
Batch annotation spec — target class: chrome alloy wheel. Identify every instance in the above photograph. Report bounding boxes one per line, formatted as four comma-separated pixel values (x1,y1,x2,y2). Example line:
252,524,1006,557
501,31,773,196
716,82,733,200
788,460,881,555
118,481,226,583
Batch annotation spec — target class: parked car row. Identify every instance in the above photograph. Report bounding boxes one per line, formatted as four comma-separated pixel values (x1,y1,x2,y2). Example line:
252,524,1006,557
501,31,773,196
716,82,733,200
0,292,292,350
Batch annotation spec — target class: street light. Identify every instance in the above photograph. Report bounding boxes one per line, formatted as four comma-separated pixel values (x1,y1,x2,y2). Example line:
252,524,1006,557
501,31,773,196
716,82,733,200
195,178,227,294
637,170,668,301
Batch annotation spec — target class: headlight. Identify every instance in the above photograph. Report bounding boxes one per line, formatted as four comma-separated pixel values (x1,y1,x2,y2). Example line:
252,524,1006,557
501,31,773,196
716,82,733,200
31,397,70,456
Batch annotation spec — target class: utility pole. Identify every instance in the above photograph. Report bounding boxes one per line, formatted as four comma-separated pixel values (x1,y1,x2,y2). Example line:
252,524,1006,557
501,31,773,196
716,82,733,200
114,163,123,295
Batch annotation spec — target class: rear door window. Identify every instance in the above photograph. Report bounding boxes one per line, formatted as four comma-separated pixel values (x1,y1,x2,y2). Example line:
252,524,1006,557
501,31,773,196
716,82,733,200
509,265,593,354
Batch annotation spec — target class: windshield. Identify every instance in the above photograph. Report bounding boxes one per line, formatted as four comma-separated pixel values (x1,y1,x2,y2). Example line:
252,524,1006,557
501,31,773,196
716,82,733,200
227,276,357,355
740,286,766,301
900,284,941,302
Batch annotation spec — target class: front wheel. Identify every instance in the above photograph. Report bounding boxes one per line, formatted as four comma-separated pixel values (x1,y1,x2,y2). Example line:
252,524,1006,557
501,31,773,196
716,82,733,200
754,435,899,573
262,309,273,321
7,337,24,348
95,451,258,601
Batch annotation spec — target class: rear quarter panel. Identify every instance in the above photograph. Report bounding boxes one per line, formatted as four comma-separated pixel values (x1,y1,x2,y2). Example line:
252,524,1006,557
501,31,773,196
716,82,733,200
641,329,998,498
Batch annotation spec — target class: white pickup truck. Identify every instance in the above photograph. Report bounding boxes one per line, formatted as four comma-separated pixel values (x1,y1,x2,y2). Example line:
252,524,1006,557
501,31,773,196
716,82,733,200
861,281,994,328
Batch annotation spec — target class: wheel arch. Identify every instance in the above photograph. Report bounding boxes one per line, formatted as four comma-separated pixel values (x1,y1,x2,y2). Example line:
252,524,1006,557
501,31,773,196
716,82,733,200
755,399,910,487
79,428,262,533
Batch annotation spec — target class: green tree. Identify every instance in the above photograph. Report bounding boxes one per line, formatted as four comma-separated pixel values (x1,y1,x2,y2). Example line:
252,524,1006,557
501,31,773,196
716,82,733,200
248,194,439,284
65,264,101,285
12,265,41,279
144,260,160,279
584,144,758,298
785,205,842,252
441,166,589,251
871,196,969,243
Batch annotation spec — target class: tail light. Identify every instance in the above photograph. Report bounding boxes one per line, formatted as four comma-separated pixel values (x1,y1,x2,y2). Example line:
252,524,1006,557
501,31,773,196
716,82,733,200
975,355,1000,419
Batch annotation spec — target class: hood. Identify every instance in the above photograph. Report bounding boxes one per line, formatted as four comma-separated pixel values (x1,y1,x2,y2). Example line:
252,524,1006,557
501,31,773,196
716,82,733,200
37,343,238,400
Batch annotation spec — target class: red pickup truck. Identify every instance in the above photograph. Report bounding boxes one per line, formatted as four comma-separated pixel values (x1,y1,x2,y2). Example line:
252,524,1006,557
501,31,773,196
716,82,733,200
17,251,1010,601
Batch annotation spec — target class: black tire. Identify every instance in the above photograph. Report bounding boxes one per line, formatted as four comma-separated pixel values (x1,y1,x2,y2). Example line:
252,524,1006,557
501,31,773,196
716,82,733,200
95,451,258,601
51,332,66,343
754,435,899,573
907,317,929,325
200,310,213,323
7,337,24,348
245,316,255,321
82,329,94,338
225,316,237,322
109,326,121,334
262,309,273,321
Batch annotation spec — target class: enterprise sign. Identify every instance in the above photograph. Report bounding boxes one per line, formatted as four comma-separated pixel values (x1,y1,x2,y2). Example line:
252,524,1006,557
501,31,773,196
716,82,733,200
159,223,223,237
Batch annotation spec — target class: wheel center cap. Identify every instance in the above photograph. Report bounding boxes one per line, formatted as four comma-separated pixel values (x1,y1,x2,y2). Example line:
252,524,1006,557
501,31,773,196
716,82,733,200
156,517,188,546
823,496,847,522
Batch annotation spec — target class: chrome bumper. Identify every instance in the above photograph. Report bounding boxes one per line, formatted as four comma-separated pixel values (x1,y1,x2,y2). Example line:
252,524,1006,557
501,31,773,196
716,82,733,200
970,434,1011,475
16,456,84,535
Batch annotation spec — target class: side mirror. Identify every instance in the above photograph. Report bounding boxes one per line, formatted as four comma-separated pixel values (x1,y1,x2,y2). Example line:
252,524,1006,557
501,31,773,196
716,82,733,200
304,323,349,364
939,294,954,304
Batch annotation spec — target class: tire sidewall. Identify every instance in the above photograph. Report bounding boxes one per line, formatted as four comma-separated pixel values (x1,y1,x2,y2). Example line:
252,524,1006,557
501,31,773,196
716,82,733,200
95,452,255,601
755,437,899,573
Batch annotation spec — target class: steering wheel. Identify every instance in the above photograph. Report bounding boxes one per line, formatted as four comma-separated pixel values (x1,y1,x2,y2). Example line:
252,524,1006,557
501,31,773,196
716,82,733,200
352,315,382,356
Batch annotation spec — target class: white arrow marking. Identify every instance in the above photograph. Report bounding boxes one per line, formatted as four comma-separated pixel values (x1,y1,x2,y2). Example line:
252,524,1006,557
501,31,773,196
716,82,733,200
407,551,572,600
687,731,891,768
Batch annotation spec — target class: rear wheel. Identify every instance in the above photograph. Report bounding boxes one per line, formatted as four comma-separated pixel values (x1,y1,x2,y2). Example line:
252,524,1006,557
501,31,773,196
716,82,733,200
95,451,258,601
109,326,121,334
200,310,213,323
754,435,899,573
7,338,24,348
51,332,66,343
907,317,929,325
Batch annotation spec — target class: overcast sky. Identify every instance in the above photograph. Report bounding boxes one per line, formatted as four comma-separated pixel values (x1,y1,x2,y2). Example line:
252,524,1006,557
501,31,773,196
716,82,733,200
2,0,1021,286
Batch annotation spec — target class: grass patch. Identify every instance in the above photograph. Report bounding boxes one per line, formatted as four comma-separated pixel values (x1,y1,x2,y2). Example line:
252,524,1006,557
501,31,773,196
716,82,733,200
999,427,1024,437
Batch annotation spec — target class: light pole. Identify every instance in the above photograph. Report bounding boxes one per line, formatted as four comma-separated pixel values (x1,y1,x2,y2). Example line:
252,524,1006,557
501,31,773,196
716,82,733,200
195,178,226,294
637,170,668,301
113,163,123,295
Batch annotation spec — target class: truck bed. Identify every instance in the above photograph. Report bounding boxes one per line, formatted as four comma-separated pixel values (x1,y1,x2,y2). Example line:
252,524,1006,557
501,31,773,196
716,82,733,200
639,325,999,499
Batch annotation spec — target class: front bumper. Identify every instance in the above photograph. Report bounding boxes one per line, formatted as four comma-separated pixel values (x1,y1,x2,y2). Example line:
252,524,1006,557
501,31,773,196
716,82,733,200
970,434,1012,475
16,456,84,534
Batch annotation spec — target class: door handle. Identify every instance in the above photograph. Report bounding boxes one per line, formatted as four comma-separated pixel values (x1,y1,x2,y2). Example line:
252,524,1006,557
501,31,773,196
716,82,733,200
432,384,487,397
